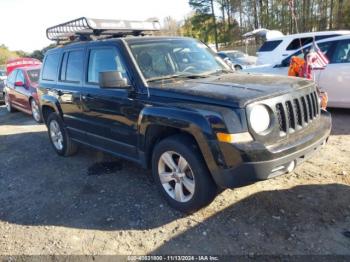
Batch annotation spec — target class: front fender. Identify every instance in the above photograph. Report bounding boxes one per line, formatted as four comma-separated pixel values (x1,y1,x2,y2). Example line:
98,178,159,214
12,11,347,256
138,106,226,179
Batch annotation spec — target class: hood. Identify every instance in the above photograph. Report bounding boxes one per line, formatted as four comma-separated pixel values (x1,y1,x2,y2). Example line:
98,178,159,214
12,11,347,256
149,73,313,108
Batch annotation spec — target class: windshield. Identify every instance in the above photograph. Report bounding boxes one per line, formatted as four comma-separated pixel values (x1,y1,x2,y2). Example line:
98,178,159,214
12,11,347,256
227,51,245,59
27,69,40,84
128,38,230,82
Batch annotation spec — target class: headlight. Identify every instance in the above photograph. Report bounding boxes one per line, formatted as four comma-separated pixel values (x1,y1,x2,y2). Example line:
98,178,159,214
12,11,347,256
249,105,271,134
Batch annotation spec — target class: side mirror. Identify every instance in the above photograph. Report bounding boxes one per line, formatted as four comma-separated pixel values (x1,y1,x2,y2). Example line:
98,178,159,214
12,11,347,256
15,81,24,87
99,71,129,89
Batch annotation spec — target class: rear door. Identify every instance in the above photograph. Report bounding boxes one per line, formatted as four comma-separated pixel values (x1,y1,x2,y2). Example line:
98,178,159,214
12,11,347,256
56,48,87,139
318,39,350,108
13,69,31,110
5,70,17,104
78,44,141,160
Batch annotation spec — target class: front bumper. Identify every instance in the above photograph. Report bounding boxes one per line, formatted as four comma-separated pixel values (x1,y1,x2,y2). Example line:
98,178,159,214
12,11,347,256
213,110,332,188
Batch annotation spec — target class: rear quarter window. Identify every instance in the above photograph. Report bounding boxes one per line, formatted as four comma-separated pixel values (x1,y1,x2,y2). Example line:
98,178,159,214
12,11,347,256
258,40,282,52
42,53,60,81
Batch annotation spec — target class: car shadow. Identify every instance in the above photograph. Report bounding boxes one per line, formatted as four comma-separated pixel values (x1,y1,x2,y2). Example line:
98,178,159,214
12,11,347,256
0,130,185,230
329,108,350,136
0,105,40,126
151,183,350,255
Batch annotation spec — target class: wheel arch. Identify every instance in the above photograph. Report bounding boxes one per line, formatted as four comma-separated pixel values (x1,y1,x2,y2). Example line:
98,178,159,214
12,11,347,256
138,107,225,179
40,94,63,125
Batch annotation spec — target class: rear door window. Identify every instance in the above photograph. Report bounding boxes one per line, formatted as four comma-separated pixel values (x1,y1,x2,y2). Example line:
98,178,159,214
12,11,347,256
281,41,334,67
258,40,282,52
60,50,84,83
330,40,350,64
286,37,313,51
42,53,60,81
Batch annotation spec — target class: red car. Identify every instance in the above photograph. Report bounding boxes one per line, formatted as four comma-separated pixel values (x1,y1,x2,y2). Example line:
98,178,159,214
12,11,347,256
4,66,42,123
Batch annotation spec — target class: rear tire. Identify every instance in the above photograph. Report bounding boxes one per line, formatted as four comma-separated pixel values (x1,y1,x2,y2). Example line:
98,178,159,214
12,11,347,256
152,134,217,213
4,93,14,113
47,113,78,156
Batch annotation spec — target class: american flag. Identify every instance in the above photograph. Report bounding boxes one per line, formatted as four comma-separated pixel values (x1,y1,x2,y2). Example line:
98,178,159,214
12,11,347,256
307,40,329,69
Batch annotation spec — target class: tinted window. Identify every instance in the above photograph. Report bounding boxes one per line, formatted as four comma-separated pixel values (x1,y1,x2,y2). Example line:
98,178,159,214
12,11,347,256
315,34,339,41
88,48,127,83
259,40,282,52
7,70,17,84
60,52,68,81
15,70,25,83
281,41,333,67
286,37,313,51
27,69,40,84
129,39,228,80
331,40,350,63
65,50,84,82
42,53,60,81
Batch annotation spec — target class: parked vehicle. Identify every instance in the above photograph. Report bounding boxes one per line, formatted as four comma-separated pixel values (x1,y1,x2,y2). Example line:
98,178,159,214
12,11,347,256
217,50,257,70
0,69,6,81
6,58,41,75
0,80,4,103
39,18,331,212
244,35,350,108
4,66,42,122
247,30,350,65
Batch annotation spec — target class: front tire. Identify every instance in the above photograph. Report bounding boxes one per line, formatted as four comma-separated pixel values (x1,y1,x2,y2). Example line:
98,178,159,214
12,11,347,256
30,99,42,123
47,113,78,156
152,134,217,213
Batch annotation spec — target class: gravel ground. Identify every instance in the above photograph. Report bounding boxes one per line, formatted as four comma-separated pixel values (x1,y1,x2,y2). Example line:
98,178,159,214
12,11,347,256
0,105,349,256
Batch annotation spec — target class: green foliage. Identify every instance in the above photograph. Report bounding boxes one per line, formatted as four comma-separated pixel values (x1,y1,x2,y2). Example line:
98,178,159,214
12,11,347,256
0,45,19,65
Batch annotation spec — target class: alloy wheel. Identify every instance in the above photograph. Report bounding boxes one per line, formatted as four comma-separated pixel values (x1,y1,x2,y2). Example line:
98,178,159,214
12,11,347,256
49,120,64,151
31,100,41,122
4,94,11,112
158,151,195,203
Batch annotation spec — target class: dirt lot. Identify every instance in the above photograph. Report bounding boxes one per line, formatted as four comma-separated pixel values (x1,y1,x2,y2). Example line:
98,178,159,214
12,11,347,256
0,105,349,256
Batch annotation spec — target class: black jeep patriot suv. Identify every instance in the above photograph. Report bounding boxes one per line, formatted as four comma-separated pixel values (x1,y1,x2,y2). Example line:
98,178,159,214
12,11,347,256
38,18,331,212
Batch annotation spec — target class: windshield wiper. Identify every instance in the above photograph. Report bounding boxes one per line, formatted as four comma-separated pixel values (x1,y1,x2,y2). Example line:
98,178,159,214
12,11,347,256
147,74,209,82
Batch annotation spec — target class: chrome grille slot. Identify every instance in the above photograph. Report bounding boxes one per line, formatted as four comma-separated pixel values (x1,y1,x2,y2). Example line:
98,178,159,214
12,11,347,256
293,99,302,127
286,101,295,130
301,97,308,123
276,103,287,134
306,94,313,120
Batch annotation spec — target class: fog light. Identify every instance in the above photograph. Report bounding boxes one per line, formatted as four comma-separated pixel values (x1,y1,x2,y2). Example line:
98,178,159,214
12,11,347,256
286,161,296,173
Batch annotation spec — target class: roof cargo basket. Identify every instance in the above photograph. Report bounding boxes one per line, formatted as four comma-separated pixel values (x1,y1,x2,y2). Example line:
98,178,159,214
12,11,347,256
46,17,161,42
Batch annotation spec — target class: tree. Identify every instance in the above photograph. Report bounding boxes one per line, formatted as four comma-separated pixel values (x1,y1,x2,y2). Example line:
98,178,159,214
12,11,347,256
189,0,219,49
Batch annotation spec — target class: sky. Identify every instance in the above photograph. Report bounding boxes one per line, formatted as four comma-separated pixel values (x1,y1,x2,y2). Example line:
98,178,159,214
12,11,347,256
0,0,192,52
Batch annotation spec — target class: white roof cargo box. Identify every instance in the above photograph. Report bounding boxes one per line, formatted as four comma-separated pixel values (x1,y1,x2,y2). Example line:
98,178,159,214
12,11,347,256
243,28,284,40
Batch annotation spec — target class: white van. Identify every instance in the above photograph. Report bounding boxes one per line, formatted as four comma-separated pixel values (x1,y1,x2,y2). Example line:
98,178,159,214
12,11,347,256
244,35,350,108
248,30,350,65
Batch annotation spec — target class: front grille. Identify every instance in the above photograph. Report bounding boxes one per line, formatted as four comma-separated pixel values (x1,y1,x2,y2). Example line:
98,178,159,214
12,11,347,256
275,91,320,136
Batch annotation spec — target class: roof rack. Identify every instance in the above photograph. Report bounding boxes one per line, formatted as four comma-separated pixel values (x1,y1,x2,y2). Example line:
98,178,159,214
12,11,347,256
46,17,161,42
